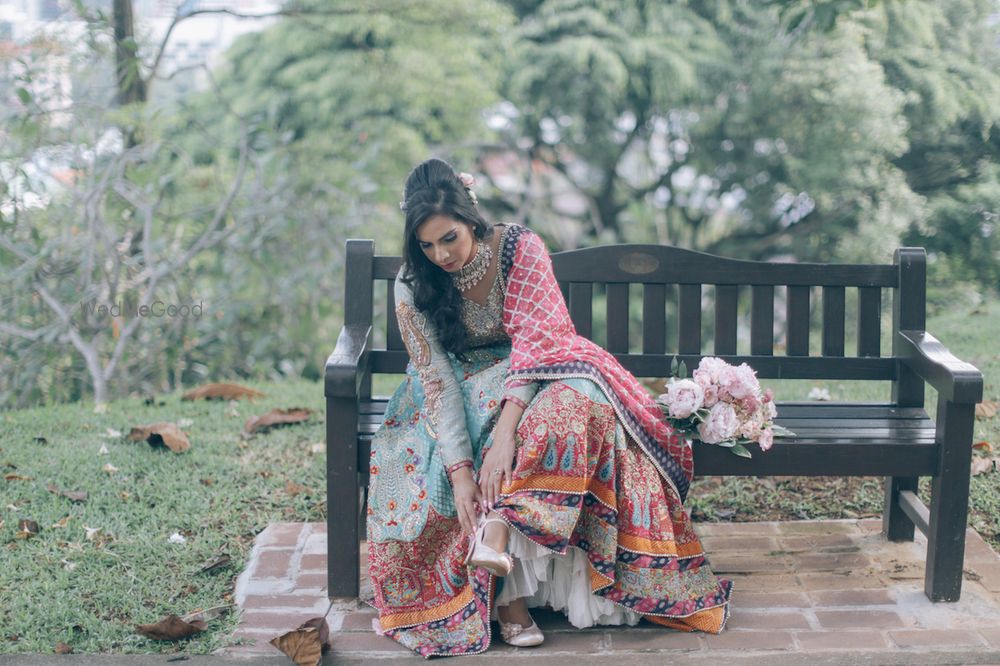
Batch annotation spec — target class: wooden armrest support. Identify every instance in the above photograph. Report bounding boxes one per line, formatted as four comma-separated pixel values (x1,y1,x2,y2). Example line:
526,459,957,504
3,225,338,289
325,324,372,398
897,330,983,404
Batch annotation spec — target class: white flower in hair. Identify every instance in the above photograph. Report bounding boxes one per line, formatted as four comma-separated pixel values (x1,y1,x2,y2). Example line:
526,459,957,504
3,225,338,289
458,172,479,206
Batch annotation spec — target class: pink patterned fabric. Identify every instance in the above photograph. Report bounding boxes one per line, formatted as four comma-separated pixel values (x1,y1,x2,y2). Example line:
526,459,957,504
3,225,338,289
501,229,694,500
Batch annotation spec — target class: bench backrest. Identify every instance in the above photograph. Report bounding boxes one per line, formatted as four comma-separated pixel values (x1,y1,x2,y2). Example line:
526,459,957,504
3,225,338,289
343,239,927,407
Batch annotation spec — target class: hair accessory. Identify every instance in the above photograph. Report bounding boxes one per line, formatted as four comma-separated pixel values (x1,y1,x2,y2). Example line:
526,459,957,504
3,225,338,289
458,172,479,207
452,239,493,291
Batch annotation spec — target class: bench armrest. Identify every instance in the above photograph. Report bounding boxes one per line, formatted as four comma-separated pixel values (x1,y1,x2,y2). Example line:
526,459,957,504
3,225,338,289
898,330,983,404
324,324,372,398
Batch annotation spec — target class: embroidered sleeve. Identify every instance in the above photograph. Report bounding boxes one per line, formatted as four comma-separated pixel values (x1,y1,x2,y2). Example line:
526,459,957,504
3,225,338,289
394,273,473,469
500,382,539,411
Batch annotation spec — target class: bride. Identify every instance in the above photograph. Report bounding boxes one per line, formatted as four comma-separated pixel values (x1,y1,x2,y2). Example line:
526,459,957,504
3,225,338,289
365,158,732,657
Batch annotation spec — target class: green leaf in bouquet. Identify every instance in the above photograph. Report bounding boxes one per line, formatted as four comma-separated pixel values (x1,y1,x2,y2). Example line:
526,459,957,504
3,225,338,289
771,424,796,437
714,440,737,448
730,443,753,458
678,359,688,379
670,355,679,377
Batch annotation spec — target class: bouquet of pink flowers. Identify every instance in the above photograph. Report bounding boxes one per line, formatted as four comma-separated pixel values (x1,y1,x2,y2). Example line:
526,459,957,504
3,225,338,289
654,356,793,458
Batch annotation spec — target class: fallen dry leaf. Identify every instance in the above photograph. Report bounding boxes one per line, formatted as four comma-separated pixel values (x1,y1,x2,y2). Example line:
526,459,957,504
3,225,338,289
181,605,230,624
973,441,993,453
284,481,306,497
54,642,73,654
135,614,207,641
4,474,32,481
84,526,101,541
181,382,265,402
976,400,999,419
98,444,109,455
197,553,231,574
972,457,998,476
46,484,88,503
243,407,313,435
15,519,39,539
308,442,325,455
102,463,119,473
128,423,191,453
51,516,71,529
269,617,330,666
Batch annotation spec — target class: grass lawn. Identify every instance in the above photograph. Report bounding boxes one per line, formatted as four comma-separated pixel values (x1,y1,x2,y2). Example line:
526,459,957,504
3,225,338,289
1,380,327,655
1,299,998,655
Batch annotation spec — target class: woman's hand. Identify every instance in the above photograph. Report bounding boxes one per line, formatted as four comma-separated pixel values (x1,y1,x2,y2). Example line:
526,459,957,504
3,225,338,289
479,426,516,511
449,467,482,535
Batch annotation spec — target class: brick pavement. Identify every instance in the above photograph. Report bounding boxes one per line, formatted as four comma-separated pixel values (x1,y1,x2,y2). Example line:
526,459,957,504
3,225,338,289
222,519,1000,663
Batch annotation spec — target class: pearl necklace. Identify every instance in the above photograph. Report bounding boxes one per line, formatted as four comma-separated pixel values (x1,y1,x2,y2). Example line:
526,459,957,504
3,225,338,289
451,240,493,292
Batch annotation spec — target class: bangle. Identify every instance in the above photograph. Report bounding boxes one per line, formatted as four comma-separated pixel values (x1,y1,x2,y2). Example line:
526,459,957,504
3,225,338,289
502,394,528,411
446,460,473,476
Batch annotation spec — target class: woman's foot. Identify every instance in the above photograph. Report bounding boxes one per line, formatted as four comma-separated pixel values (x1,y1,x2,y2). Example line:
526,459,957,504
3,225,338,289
497,598,544,647
483,510,509,552
465,514,513,576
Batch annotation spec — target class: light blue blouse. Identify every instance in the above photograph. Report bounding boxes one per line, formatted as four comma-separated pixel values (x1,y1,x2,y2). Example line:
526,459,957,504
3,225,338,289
393,241,539,469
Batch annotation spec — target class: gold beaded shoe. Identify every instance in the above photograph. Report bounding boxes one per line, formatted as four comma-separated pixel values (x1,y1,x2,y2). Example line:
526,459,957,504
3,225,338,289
464,516,514,576
497,613,545,647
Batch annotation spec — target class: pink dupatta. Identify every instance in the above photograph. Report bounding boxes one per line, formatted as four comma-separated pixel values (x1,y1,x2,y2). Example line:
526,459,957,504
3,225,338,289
499,225,693,501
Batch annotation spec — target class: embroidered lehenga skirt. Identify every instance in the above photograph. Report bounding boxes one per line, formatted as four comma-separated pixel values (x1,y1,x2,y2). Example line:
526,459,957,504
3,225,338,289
366,341,732,658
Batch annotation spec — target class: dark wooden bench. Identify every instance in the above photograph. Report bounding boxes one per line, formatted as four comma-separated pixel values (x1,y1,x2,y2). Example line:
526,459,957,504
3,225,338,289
325,239,983,603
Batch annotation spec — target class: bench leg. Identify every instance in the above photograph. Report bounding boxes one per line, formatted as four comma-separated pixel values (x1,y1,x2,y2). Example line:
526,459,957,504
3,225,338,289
882,476,918,542
925,400,975,602
327,395,360,598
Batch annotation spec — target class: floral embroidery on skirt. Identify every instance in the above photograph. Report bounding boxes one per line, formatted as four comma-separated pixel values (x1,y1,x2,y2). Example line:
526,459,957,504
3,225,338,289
366,341,732,658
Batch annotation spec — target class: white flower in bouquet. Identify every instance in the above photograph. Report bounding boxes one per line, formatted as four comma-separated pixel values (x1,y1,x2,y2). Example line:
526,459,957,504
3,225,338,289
697,402,740,444
662,378,704,419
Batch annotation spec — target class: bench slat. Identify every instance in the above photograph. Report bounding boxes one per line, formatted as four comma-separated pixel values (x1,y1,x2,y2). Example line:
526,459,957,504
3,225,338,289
642,283,667,354
858,287,882,357
823,286,846,356
607,283,630,353
751,285,774,356
678,284,702,354
386,280,403,351
714,285,738,355
787,285,810,356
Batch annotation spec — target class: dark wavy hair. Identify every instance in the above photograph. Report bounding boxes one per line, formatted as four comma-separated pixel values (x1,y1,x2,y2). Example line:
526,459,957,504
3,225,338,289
399,158,494,360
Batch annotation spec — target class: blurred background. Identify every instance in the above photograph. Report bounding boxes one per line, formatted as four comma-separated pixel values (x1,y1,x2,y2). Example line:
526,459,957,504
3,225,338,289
2,0,999,409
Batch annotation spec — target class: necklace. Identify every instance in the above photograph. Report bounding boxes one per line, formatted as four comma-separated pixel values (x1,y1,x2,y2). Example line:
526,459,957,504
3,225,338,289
451,240,493,292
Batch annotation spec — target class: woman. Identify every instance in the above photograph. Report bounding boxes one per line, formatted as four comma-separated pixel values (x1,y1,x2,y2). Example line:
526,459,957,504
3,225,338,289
366,158,732,658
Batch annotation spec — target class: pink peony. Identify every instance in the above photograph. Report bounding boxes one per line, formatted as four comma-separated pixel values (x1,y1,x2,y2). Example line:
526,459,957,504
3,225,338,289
697,402,740,444
662,379,705,419
766,400,777,420
758,427,775,452
694,357,728,385
739,408,766,440
702,383,720,407
739,394,761,414
721,363,759,400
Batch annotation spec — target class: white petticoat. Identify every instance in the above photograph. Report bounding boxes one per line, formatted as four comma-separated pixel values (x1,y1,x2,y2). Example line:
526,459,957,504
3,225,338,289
493,526,643,628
